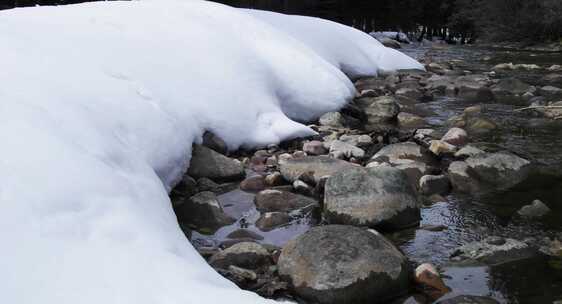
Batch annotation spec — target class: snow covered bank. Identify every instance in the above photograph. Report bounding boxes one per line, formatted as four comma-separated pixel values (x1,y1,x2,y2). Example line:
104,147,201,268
0,1,422,303
246,10,423,78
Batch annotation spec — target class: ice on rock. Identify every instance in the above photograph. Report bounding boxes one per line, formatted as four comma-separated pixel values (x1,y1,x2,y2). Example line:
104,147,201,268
0,0,423,303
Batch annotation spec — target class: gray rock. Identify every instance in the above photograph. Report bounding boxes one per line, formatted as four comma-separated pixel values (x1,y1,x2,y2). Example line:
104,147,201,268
175,191,235,234
371,142,433,165
491,78,532,105
539,85,562,100
398,112,426,129
278,225,410,304
303,140,327,155
419,175,450,195
226,229,264,241
441,128,468,146
339,134,373,148
396,87,422,100
264,172,285,187
448,161,480,193
279,156,356,183
254,189,318,213
324,166,420,230
329,140,365,160
239,175,266,191
202,131,228,154
435,295,500,304
542,73,562,86
465,152,531,191
517,199,550,218
455,75,493,102
451,237,536,265
454,145,485,159
357,95,401,124
319,112,345,128
188,145,245,182
429,140,458,156
378,37,402,49
209,242,271,270
171,175,198,200
255,212,292,232
392,159,431,189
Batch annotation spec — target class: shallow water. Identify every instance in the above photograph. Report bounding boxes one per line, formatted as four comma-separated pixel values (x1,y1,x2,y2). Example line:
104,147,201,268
398,43,562,303
192,44,562,303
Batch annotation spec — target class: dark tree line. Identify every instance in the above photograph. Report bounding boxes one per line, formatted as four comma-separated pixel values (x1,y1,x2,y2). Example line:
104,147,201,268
1,0,561,43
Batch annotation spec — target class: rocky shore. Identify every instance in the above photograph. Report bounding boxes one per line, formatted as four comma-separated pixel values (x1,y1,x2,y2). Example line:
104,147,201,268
169,47,562,303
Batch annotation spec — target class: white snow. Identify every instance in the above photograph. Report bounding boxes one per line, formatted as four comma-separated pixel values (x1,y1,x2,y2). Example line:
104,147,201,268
0,1,422,303
246,10,424,78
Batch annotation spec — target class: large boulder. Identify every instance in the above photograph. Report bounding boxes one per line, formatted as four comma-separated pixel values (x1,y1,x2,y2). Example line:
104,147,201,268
490,78,533,105
279,156,356,184
465,152,531,191
454,75,493,102
188,145,245,182
448,161,480,193
175,191,235,234
324,166,420,230
356,95,401,124
371,142,434,165
254,189,318,213
209,242,271,270
278,225,410,304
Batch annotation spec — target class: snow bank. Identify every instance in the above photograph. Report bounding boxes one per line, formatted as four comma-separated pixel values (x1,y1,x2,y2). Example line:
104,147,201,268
0,1,422,303
246,10,423,78
370,31,411,44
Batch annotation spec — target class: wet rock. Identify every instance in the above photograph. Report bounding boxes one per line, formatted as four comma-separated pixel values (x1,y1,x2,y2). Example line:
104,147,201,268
265,156,277,167
379,37,402,49
171,175,198,200
293,180,314,196
227,265,258,282
196,177,221,193
465,117,498,135
493,62,540,71
396,87,423,100
543,73,562,86
490,78,532,105
324,166,420,230
398,112,426,129
425,74,454,93
278,225,410,304
538,85,562,100
209,242,271,270
465,152,531,191
240,175,266,192
392,159,431,189
319,112,345,128
429,140,458,156
454,75,493,102
441,128,468,146
371,142,434,165
264,172,285,187
414,263,450,299
339,134,373,148
435,295,499,304
357,95,401,124
279,156,355,183
328,140,365,160
254,189,318,213
226,229,264,241
303,140,327,155
420,224,448,232
202,131,228,154
188,145,245,182
255,212,291,232
175,191,235,234
419,175,450,195
451,237,536,265
448,161,480,193
454,145,485,159
517,199,550,218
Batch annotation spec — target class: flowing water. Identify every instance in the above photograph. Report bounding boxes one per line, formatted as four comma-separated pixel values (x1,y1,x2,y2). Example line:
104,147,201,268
191,44,562,303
